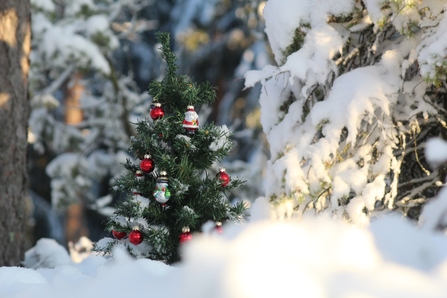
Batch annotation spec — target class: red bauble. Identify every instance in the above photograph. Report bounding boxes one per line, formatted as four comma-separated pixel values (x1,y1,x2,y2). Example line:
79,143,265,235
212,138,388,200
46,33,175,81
140,154,154,173
180,232,192,244
150,103,165,120
216,168,230,187
129,229,143,245
215,222,223,234
112,230,127,239
179,227,192,244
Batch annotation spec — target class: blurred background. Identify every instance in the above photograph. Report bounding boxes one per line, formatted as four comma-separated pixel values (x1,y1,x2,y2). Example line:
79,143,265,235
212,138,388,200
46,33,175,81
27,0,272,249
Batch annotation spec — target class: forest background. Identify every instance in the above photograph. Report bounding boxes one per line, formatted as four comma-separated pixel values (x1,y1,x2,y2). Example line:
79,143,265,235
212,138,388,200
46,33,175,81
26,0,269,249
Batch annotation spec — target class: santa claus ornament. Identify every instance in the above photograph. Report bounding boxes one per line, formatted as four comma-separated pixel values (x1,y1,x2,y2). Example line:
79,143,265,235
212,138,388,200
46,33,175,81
150,102,165,120
153,171,171,204
216,168,230,187
135,170,144,180
140,154,154,173
182,105,199,135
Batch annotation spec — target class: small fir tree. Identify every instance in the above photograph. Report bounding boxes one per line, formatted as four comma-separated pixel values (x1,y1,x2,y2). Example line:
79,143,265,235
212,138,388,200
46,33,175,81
94,32,246,264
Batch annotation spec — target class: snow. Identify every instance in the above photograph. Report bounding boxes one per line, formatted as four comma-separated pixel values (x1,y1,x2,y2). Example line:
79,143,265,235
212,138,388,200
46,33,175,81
263,0,354,64
22,238,72,269
419,186,447,231
362,0,384,24
182,205,195,215
281,24,345,85
85,15,110,35
176,134,191,143
4,206,447,297
419,27,447,78
132,194,150,209
209,125,230,151
425,138,447,169
40,25,111,74
85,15,119,49
32,10,112,74
46,153,91,209
31,0,55,12
311,64,395,146
370,215,447,271
65,0,96,17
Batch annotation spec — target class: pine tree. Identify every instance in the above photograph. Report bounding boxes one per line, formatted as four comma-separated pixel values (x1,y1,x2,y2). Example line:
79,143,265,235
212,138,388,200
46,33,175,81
95,32,247,264
245,0,447,224
29,0,151,236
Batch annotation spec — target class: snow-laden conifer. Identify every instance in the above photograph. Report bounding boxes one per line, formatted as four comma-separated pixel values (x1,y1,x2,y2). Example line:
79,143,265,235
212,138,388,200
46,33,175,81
246,0,447,223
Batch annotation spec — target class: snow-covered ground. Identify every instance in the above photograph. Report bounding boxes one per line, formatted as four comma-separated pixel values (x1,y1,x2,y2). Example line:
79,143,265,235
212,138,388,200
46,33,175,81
1,197,447,298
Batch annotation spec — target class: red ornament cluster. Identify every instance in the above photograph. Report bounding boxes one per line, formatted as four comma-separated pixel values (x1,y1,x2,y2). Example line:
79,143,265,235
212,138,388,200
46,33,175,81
113,228,143,245
129,229,143,245
216,168,230,187
140,154,154,173
150,103,165,120
179,226,192,244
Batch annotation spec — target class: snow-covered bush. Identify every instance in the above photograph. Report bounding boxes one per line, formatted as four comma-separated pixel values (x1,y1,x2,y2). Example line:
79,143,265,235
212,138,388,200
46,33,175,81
245,0,447,223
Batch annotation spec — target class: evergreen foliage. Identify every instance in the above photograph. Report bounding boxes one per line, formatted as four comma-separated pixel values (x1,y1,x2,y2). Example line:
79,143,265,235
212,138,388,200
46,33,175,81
29,0,149,215
95,32,247,264
246,0,447,225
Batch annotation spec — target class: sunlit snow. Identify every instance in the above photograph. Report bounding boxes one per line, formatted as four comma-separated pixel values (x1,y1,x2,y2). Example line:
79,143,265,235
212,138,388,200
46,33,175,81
2,201,447,298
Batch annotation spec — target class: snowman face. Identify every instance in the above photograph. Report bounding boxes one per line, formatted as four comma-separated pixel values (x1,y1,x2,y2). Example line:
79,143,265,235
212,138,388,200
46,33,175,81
156,182,168,189
185,111,198,121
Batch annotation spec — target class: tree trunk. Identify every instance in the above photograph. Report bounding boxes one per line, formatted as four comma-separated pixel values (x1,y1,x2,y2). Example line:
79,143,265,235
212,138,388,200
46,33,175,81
65,73,84,125
0,0,31,266
64,73,90,243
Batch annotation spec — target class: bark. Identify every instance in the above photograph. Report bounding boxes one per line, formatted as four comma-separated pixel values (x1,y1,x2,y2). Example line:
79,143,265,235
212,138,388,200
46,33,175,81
0,0,31,266
64,73,90,243
65,73,84,125
65,204,89,243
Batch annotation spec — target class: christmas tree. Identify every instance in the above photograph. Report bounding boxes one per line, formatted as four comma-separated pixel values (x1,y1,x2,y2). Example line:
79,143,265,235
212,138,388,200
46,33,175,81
94,32,246,264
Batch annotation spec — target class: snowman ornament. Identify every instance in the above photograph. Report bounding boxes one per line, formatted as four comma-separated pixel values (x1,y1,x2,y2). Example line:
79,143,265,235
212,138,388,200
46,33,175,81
182,105,199,135
153,171,171,204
